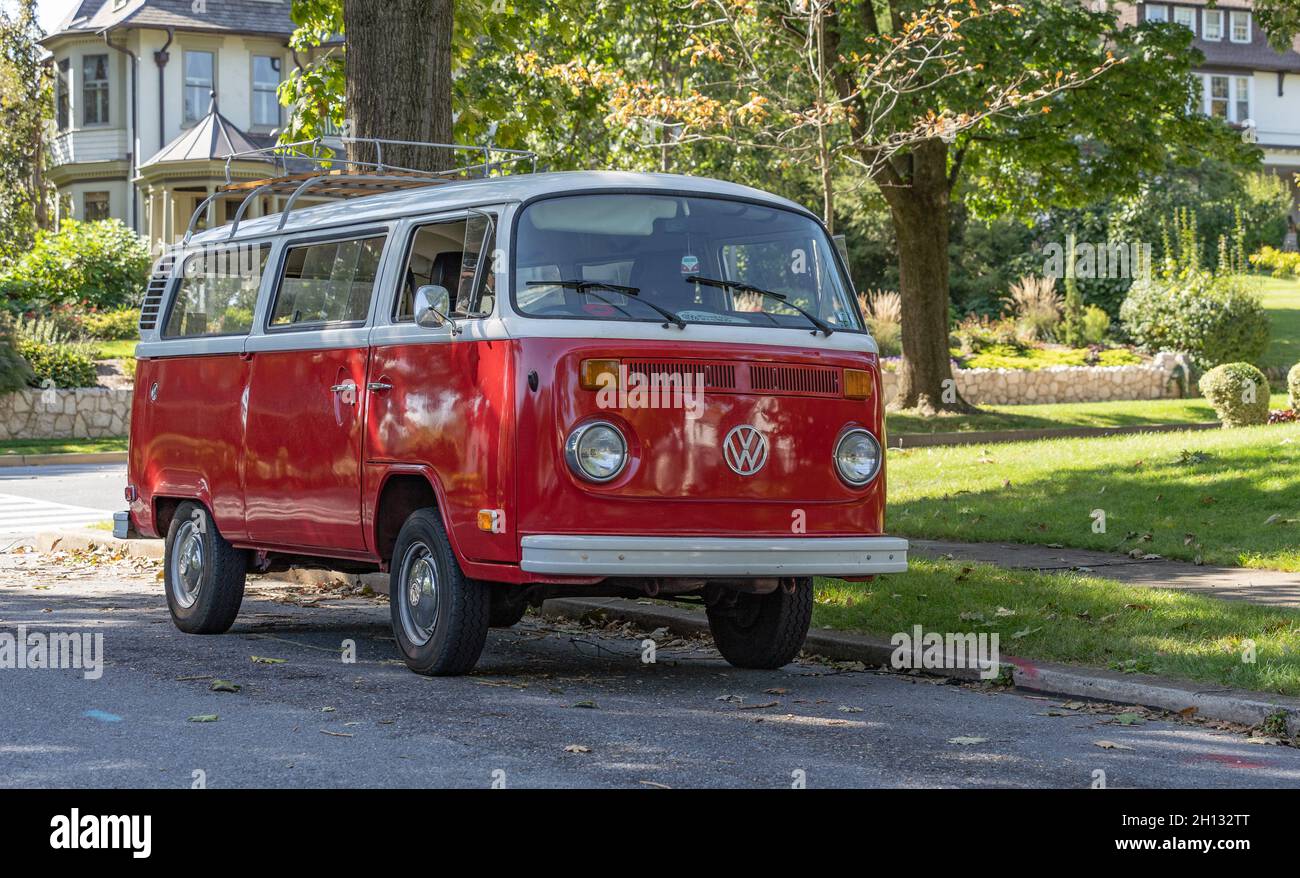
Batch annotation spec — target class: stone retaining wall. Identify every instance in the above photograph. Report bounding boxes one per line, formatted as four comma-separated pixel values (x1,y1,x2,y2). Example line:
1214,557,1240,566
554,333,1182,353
0,388,133,440
881,353,1186,406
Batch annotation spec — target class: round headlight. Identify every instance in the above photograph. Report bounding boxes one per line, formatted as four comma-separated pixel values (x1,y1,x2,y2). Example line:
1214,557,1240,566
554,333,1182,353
565,422,628,483
834,428,881,486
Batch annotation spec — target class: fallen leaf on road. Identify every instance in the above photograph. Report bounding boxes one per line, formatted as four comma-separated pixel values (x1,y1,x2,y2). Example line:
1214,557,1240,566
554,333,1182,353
1113,713,1146,725
948,736,987,745
837,706,864,713
1094,740,1134,750
764,687,789,695
1060,701,1087,710
571,700,598,709
716,694,744,703
320,730,353,738
250,655,286,664
639,780,671,789
564,744,591,754
187,714,219,723
1178,706,1198,718
736,701,780,710
209,680,241,693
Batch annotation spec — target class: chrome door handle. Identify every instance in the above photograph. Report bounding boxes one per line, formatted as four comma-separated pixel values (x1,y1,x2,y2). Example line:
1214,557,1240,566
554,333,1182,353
367,382,393,392
330,383,356,393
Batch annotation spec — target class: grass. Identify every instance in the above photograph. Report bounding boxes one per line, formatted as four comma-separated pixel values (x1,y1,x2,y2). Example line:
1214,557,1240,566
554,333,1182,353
1254,274,1300,373
958,344,1142,371
886,421,1300,571
814,559,1300,697
887,394,1290,435
0,437,128,456
92,339,138,360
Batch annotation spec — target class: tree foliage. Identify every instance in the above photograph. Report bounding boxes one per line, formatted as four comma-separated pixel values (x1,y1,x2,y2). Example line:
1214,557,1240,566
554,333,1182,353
0,0,50,263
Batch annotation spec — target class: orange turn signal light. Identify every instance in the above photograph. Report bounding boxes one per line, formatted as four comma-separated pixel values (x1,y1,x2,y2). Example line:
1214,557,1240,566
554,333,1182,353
844,368,874,400
580,359,620,391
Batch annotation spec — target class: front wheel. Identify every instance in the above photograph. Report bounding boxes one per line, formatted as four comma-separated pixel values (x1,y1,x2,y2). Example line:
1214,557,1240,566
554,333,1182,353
706,578,812,669
164,501,247,634
389,508,490,676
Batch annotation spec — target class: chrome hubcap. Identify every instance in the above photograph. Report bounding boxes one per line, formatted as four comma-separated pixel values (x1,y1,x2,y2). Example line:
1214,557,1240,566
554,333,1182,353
170,521,204,609
398,542,440,646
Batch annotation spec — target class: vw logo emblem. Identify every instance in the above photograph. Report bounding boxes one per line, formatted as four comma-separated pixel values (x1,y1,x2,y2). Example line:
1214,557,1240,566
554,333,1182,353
722,425,769,476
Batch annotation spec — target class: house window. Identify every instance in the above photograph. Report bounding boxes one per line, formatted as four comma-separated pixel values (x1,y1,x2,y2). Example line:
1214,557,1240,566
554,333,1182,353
184,50,215,124
84,192,111,222
1204,9,1223,40
1173,6,1195,33
1145,4,1168,22
1208,75,1230,118
1230,10,1251,43
82,54,110,125
1205,74,1251,123
252,56,282,127
55,59,70,131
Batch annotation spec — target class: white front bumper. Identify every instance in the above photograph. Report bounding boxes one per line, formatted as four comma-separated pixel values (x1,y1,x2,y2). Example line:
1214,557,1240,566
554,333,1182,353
519,535,908,577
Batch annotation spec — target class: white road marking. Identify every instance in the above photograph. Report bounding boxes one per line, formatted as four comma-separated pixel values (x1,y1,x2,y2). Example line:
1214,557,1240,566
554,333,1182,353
0,492,111,535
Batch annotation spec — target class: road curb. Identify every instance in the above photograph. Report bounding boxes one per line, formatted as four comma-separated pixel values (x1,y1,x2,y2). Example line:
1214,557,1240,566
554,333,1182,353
541,596,1300,737
0,451,128,468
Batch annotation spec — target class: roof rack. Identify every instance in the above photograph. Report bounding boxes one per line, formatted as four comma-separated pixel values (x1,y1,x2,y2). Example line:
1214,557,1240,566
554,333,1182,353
182,137,537,244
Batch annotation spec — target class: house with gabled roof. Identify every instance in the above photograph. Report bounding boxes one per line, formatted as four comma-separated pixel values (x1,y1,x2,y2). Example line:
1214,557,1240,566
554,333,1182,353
40,0,306,248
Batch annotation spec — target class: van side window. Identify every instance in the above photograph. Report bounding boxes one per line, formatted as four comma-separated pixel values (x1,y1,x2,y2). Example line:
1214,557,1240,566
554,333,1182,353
269,235,386,328
396,213,496,321
163,244,270,338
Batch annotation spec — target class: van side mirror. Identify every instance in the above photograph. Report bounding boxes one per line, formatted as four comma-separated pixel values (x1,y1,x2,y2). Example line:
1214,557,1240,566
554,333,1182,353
413,284,458,333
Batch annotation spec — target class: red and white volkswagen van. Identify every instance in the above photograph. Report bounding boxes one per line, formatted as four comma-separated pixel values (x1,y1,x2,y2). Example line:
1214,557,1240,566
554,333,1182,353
121,162,907,676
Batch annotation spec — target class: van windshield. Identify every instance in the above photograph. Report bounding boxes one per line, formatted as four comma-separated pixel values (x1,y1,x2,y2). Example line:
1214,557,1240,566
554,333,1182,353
513,194,862,331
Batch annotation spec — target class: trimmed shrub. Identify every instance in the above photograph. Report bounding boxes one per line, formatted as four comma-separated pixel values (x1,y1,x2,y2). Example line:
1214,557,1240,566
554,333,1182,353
14,316,99,389
82,307,140,341
1250,246,1300,279
1119,272,1270,370
1289,363,1300,411
1081,305,1110,345
1199,363,1270,427
0,219,151,311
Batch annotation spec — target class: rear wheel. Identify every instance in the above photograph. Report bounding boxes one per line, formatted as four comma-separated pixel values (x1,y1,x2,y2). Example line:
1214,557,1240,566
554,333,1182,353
706,578,812,669
164,501,247,634
389,508,490,676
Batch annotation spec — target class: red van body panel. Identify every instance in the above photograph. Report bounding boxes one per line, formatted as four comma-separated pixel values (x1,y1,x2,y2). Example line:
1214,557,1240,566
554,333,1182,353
514,338,885,541
128,334,887,582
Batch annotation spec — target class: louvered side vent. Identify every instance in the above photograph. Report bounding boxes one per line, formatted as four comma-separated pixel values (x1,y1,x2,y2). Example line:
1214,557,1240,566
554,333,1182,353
749,364,842,397
624,361,738,391
138,254,177,332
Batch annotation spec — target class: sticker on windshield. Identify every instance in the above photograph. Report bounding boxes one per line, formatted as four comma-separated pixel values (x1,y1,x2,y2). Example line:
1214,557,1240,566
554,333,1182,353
680,254,700,275
582,302,616,317
677,310,746,324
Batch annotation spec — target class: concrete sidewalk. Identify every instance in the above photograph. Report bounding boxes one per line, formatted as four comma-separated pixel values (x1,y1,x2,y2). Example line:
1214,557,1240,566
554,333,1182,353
911,539,1300,609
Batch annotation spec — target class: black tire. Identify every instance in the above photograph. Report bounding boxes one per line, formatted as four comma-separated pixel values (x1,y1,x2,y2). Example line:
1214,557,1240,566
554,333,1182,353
164,501,247,634
706,578,813,669
389,508,490,676
488,588,529,628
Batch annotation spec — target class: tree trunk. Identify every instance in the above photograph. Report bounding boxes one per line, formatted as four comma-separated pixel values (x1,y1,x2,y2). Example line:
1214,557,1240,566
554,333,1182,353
876,138,972,413
343,0,454,174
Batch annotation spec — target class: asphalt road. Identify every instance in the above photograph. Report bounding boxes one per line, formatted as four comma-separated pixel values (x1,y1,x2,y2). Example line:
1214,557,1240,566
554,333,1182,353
2,549,1298,789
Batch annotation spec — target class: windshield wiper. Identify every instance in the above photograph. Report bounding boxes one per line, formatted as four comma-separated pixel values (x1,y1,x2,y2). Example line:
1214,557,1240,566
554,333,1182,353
685,275,834,336
528,279,686,329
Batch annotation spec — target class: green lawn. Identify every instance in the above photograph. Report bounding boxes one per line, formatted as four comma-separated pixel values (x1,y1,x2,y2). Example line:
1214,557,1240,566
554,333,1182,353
886,394,1289,435
1255,274,1300,373
815,559,1300,697
92,339,138,360
887,422,1300,571
0,437,128,456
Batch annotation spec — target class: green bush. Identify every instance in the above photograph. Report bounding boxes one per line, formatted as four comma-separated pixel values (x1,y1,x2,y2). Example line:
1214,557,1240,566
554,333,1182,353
13,316,99,389
1081,305,1110,345
1249,246,1300,279
1198,363,1270,427
0,219,151,311
1119,271,1270,370
82,307,140,340
1289,363,1300,411
0,314,35,393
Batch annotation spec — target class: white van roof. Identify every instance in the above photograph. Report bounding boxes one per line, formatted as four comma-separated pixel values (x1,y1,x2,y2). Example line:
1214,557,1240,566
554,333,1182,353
188,170,814,245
